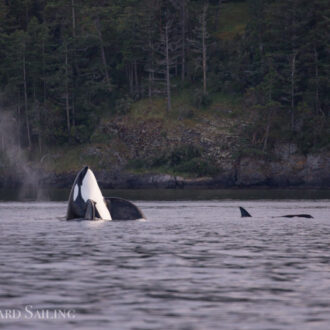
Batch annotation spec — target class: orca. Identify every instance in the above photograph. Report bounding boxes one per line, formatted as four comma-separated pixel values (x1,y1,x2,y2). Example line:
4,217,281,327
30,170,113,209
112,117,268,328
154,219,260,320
239,207,313,219
273,214,313,219
66,166,145,221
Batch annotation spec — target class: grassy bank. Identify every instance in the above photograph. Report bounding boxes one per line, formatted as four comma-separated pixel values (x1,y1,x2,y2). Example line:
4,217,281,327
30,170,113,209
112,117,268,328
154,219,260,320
37,90,244,176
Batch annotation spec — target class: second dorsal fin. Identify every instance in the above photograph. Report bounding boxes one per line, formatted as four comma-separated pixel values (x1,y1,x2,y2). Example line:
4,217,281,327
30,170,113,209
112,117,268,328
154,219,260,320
239,207,252,218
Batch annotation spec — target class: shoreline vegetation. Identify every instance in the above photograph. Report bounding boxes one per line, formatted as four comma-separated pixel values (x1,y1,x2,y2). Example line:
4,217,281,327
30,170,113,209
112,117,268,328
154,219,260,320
0,1,329,189
1,187,330,203
0,93,329,189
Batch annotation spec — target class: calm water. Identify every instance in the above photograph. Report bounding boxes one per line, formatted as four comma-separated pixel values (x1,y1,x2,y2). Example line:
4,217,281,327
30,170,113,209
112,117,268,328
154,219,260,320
0,194,330,329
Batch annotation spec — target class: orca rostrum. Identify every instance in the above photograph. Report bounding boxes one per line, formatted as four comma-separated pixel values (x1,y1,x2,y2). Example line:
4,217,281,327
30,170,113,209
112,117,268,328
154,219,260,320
66,166,145,221
239,207,313,219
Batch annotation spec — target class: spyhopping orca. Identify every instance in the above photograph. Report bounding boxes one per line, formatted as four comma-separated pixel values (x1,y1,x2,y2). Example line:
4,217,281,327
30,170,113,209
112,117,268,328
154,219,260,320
66,166,145,220
239,207,313,219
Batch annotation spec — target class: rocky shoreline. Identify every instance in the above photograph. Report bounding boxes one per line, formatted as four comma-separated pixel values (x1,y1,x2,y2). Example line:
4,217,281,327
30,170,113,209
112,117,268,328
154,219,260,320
1,152,329,189
33,151,330,189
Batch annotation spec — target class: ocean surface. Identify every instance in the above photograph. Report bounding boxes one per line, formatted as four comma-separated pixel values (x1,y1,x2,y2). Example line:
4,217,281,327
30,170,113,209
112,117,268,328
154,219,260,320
0,190,329,329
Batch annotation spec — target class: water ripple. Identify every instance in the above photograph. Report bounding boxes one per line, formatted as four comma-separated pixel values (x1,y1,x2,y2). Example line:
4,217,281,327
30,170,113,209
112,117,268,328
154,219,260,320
0,200,329,329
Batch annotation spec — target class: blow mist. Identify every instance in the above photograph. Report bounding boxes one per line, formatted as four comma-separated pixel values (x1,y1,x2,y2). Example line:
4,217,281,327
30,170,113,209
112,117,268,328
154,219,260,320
0,110,46,200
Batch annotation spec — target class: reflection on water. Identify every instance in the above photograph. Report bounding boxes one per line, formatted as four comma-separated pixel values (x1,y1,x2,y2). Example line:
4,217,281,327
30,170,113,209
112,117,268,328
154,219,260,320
0,188,330,201
0,200,329,329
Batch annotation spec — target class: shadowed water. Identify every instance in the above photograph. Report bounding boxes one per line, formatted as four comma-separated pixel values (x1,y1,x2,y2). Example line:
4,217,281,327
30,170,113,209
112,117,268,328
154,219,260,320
0,199,329,329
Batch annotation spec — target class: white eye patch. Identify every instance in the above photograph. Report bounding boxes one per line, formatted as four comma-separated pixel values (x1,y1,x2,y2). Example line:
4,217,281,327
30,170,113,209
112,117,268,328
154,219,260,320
73,184,79,201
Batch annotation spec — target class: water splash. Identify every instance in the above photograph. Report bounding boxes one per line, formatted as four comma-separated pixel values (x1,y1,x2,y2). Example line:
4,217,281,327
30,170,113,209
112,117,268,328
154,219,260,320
0,110,46,200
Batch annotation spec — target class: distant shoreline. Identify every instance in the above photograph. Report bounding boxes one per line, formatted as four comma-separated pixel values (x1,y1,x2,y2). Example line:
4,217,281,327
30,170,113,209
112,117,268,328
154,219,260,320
1,186,330,203
2,170,330,190
1,149,329,190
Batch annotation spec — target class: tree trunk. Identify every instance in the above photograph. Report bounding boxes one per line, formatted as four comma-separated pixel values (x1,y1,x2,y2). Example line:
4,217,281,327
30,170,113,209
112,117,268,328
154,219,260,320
17,92,21,149
202,4,208,96
134,60,139,98
33,82,42,154
263,108,274,151
40,37,47,153
1,132,4,153
313,46,323,116
149,39,155,98
165,22,171,112
65,43,71,135
127,64,134,95
72,100,76,127
175,58,178,76
181,0,186,82
290,52,297,130
148,71,152,98
216,0,223,30
95,18,111,91
42,38,46,104
71,0,76,38
38,108,42,154
23,51,31,149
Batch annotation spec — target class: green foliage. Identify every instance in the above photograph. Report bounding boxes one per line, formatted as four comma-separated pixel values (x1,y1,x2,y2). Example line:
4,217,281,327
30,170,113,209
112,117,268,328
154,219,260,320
70,125,92,144
169,145,201,166
295,106,330,154
173,158,218,177
127,144,218,177
215,1,250,40
179,107,195,119
0,0,328,159
236,147,271,160
191,90,212,108
114,97,133,115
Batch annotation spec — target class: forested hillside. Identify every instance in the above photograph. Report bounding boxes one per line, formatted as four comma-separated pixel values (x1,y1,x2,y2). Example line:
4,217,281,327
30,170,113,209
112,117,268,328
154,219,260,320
0,0,329,183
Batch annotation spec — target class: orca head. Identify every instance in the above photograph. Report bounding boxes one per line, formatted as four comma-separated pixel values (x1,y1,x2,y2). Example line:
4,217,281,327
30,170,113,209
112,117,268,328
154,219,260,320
66,166,111,220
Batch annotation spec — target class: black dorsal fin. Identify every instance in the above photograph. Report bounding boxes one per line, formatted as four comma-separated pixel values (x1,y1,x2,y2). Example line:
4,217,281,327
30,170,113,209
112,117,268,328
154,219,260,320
239,207,252,218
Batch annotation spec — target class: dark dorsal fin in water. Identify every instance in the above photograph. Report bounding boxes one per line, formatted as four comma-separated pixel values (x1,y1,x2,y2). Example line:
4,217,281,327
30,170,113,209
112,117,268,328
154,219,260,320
239,207,252,217
273,214,314,219
105,197,145,220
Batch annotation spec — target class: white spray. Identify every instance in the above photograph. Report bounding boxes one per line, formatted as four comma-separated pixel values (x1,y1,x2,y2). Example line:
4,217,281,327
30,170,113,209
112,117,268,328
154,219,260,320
0,109,46,200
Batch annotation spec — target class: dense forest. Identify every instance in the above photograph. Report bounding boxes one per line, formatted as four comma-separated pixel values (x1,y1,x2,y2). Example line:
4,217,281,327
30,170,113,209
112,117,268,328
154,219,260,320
0,0,329,156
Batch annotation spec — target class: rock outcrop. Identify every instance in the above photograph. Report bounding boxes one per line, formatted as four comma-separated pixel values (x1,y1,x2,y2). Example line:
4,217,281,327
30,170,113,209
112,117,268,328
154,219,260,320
35,149,330,189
